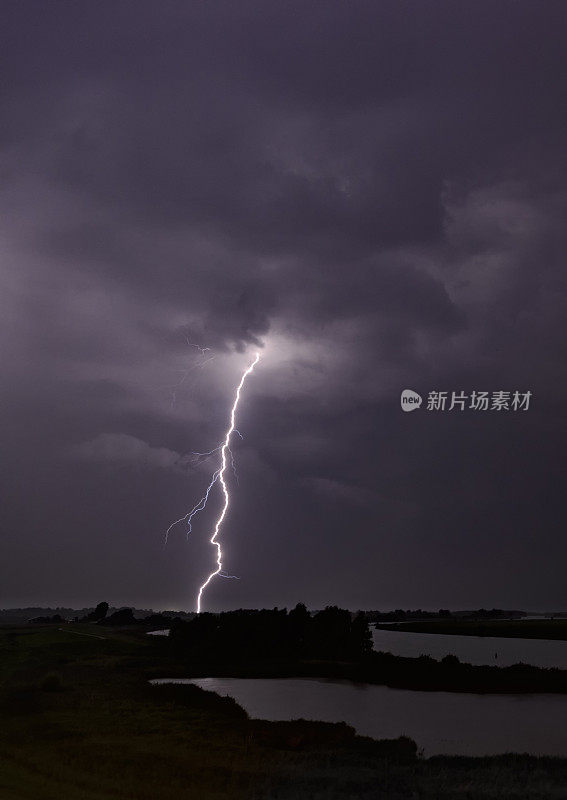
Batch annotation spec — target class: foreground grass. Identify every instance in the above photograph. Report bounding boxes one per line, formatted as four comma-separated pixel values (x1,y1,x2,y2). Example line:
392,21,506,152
2,625,567,799
375,619,567,640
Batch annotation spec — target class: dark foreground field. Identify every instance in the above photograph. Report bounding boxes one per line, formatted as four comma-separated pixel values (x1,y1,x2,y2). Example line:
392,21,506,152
2,624,567,799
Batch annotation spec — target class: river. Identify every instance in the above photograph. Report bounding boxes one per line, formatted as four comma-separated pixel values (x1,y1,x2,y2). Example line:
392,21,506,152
149,627,567,756
152,676,567,757
371,627,567,669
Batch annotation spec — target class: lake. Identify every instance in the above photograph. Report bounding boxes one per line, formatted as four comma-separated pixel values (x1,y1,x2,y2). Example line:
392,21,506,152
152,676,567,757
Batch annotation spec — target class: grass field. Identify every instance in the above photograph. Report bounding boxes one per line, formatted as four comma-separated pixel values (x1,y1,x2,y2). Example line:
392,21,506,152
2,623,567,799
374,619,567,640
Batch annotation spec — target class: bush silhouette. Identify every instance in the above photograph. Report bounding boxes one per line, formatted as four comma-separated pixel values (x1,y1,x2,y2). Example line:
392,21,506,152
169,604,373,662
80,601,109,622
40,673,63,692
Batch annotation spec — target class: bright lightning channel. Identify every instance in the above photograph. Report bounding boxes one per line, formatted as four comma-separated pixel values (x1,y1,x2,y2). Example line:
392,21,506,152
196,351,261,612
166,351,261,613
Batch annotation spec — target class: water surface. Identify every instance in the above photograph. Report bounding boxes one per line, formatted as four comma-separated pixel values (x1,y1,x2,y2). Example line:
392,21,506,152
153,676,567,757
372,627,567,669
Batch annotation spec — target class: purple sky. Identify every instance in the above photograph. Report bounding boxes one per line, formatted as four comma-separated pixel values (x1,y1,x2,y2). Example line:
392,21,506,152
1,1,567,612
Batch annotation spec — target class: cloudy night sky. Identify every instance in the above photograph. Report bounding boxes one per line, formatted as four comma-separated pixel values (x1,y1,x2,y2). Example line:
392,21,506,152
1,1,567,612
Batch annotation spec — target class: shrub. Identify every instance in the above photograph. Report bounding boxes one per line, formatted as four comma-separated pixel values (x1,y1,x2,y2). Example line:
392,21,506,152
40,672,63,692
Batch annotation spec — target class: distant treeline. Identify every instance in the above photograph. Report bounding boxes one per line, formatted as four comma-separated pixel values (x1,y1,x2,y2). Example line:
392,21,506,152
76,603,194,627
3,604,536,627
365,608,527,623
1,605,542,626
169,604,373,661
10,603,195,625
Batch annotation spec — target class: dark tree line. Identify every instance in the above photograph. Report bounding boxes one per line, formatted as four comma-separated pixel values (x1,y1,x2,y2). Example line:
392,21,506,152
367,608,527,623
169,604,373,662
81,601,109,622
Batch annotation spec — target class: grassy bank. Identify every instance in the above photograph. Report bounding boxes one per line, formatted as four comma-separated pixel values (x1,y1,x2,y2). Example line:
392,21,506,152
167,607,567,694
2,624,567,799
173,650,567,694
374,619,567,640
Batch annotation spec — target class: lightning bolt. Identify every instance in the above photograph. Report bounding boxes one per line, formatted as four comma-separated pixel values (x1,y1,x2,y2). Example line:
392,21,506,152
164,468,220,546
196,350,260,612
163,340,215,409
166,351,261,612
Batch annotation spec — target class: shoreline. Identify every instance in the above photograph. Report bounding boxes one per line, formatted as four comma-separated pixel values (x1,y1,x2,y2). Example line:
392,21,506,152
161,649,567,696
4,623,567,797
375,620,567,641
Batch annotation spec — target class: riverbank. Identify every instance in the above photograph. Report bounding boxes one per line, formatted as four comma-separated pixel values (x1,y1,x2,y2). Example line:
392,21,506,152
156,675,567,757
167,647,567,695
375,619,567,640
371,626,567,669
3,623,567,799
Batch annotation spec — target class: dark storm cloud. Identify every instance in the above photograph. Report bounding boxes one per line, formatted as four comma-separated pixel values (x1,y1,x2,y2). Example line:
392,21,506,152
1,1,567,610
